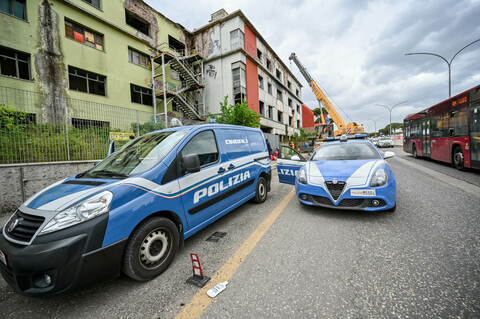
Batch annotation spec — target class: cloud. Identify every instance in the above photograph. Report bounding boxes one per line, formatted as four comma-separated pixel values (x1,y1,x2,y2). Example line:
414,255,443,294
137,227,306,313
146,0,480,132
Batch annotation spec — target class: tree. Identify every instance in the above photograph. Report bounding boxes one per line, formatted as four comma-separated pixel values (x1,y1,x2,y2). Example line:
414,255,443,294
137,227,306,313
379,122,403,135
212,96,260,128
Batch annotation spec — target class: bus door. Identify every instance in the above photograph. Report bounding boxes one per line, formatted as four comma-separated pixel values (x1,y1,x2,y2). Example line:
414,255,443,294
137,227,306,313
470,102,480,168
422,119,431,157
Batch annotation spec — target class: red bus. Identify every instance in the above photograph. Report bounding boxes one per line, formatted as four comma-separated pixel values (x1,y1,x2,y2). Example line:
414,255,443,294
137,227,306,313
403,84,480,170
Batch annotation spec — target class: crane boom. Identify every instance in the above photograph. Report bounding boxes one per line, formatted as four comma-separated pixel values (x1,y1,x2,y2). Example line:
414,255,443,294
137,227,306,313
289,53,363,136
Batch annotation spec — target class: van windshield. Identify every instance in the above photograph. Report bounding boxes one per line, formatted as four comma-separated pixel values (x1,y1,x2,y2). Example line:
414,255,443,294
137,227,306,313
81,130,188,179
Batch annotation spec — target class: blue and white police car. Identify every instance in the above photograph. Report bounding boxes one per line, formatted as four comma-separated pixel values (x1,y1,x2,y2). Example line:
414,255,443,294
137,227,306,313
0,124,271,295
276,135,396,212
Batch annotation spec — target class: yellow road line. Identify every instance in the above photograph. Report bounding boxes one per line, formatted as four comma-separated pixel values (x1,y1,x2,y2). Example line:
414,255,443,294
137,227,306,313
176,189,296,319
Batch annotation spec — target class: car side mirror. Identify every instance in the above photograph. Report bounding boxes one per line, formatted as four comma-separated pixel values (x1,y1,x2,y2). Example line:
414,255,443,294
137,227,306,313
182,154,200,174
384,151,395,159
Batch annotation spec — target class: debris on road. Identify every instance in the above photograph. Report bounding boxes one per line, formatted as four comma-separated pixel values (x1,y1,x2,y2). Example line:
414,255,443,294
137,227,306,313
207,281,229,298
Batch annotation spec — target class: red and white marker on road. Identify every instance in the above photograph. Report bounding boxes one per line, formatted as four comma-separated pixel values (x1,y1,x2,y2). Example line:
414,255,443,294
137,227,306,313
186,253,210,287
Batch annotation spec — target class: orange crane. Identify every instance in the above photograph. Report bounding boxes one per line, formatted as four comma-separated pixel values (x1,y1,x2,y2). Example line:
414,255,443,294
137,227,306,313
289,53,364,136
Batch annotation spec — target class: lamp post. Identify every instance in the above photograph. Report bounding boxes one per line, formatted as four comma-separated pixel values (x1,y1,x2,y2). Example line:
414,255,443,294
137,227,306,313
365,119,379,135
376,101,407,137
405,38,480,98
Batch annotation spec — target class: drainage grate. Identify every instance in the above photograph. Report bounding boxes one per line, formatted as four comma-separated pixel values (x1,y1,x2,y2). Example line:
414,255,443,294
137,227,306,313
206,232,227,242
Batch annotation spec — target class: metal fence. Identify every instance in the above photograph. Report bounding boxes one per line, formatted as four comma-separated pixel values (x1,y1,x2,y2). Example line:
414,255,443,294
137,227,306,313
0,86,181,164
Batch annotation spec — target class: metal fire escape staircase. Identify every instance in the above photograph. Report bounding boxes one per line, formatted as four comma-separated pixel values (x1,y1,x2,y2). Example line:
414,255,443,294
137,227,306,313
154,46,206,121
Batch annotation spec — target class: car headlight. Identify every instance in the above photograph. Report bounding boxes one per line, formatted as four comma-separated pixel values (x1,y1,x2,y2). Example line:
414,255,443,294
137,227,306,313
371,169,387,187
40,191,113,234
298,169,307,184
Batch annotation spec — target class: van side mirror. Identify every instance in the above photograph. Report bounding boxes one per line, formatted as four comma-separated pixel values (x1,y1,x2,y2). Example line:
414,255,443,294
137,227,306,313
182,154,200,174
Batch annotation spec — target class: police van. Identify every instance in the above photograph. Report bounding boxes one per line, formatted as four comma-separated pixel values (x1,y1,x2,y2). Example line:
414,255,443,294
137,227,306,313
0,124,271,295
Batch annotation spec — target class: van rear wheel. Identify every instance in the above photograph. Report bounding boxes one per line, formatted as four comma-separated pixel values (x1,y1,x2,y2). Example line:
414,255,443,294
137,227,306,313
123,217,179,281
253,176,268,203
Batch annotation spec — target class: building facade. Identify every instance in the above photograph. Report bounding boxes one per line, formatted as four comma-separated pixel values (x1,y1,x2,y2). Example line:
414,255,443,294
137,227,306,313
1,2,303,138
193,9,304,139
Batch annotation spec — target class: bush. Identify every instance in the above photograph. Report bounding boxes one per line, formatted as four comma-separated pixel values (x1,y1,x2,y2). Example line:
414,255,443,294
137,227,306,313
212,96,260,128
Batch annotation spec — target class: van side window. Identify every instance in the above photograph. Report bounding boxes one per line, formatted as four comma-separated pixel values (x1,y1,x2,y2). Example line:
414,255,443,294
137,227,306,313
181,130,219,167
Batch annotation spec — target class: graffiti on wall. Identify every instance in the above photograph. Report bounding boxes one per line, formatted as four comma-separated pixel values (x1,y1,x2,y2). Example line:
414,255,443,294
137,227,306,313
206,64,217,78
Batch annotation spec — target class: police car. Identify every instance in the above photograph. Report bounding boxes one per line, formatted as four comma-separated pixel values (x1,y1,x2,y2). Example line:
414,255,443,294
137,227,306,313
277,134,396,212
0,124,271,295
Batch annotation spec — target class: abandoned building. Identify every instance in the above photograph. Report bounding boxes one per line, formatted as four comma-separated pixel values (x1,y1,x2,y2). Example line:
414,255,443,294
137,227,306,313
0,0,305,138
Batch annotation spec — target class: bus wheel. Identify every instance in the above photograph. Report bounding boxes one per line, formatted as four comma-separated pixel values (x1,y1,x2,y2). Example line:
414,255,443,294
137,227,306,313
452,146,464,170
412,145,418,158
123,217,179,281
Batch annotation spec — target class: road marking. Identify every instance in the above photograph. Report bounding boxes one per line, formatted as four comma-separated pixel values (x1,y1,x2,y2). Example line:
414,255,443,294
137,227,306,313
392,156,480,198
175,189,296,319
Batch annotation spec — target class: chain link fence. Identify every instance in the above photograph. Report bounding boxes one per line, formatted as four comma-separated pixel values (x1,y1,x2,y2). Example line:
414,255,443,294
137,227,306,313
0,86,176,164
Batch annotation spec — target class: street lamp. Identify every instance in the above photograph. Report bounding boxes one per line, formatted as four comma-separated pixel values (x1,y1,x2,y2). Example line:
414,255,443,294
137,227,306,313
376,101,407,137
365,119,379,135
405,38,480,98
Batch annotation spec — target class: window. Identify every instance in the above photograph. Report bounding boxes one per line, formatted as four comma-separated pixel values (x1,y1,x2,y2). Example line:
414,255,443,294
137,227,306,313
65,20,104,51
68,66,106,96
181,130,219,168
297,120,300,128
276,69,281,80
259,101,264,116
257,49,262,61
0,0,26,20
289,116,293,126
258,75,264,89
82,0,100,9
278,111,283,123
128,47,151,69
0,46,30,80
230,29,244,50
168,35,185,55
266,59,272,71
288,98,292,107
277,89,283,101
287,81,291,89
297,104,300,113
232,66,246,104
296,89,299,97
125,9,149,36
131,84,153,106
268,105,274,119
267,83,272,95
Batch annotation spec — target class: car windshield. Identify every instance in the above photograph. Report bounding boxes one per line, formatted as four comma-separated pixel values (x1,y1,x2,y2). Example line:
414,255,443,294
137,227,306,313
81,130,188,178
312,142,381,161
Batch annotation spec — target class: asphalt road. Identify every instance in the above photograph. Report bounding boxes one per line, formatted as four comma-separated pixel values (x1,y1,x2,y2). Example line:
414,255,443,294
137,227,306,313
1,148,479,318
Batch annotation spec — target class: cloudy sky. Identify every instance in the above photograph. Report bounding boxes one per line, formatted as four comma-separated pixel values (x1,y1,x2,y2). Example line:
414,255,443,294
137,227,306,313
146,0,480,132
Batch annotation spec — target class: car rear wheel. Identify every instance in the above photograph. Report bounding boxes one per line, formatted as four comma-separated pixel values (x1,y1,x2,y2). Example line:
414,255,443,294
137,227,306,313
123,217,179,281
252,176,268,203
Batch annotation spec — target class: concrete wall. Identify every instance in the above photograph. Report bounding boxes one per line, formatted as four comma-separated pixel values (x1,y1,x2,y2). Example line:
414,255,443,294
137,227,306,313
0,160,99,216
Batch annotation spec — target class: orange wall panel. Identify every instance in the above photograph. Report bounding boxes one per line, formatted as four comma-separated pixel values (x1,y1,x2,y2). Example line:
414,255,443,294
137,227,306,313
302,104,315,127
244,24,259,113
244,23,257,57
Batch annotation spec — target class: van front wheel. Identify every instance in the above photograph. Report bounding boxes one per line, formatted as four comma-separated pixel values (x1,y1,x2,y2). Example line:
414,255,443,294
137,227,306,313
123,217,179,281
253,176,268,203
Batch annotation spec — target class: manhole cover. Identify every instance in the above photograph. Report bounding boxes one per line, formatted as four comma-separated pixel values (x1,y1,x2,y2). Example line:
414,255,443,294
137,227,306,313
206,231,227,242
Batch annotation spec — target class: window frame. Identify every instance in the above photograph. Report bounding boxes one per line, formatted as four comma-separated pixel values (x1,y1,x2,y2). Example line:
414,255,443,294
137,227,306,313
230,28,245,51
81,0,101,10
180,129,220,173
0,45,31,80
0,0,27,21
65,19,104,51
125,9,150,36
130,83,153,106
258,75,264,89
128,47,151,69
68,65,106,96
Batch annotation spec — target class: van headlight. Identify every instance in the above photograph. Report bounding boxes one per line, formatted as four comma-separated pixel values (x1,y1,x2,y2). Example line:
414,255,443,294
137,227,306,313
371,169,387,187
298,169,307,184
40,191,113,234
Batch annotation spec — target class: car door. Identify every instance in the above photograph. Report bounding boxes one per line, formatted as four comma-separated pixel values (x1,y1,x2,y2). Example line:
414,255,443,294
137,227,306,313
178,130,231,229
277,146,306,184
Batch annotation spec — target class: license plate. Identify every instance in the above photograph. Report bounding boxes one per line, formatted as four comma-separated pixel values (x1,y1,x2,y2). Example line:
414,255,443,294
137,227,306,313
0,249,6,266
351,189,376,197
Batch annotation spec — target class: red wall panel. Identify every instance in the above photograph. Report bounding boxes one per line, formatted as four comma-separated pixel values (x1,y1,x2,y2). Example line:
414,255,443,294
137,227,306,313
302,104,315,127
244,24,259,113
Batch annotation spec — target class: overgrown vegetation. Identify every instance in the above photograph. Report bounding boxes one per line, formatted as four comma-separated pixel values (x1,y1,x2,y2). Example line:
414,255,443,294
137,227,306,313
211,96,260,128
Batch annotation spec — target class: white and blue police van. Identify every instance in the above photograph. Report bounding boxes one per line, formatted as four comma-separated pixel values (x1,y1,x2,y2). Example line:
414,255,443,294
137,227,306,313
0,124,271,296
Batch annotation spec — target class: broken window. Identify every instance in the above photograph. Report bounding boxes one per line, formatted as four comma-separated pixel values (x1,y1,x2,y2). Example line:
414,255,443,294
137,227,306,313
278,111,283,123
168,35,185,55
268,105,273,119
258,75,264,89
276,69,281,81
289,116,293,126
82,0,100,9
267,83,272,95
0,0,26,20
297,120,300,128
65,20,104,51
232,65,246,105
296,88,299,97
230,29,244,50
288,98,292,107
68,66,106,96
259,101,264,116
287,81,291,89
277,89,283,101
125,9,150,36
257,49,262,61
266,59,272,71
128,47,151,69
130,84,153,106
0,46,30,80
297,104,300,113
